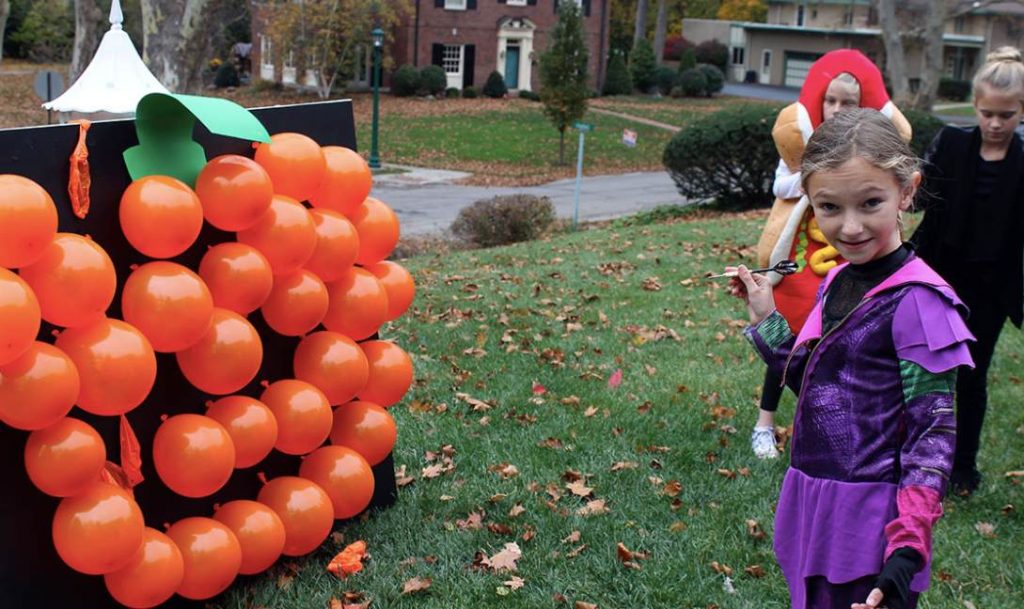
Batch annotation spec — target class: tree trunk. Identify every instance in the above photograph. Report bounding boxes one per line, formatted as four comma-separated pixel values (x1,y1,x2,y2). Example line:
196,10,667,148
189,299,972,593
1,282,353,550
913,0,952,111
0,0,10,68
559,128,566,165
653,0,668,65
71,0,105,83
140,0,216,92
874,0,911,106
633,0,649,50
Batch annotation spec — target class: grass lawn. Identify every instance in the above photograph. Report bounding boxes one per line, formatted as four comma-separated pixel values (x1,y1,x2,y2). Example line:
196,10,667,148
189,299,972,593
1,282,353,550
934,104,976,117
218,210,1024,609
591,95,778,129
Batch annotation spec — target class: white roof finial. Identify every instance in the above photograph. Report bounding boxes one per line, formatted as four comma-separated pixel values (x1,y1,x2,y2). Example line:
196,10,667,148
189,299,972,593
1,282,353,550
110,0,124,29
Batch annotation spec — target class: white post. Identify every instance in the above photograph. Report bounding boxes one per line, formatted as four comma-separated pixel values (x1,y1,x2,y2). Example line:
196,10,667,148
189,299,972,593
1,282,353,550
573,130,585,230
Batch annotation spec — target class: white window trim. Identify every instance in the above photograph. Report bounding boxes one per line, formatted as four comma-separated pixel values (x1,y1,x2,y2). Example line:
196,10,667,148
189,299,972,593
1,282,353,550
444,0,467,10
508,0,527,5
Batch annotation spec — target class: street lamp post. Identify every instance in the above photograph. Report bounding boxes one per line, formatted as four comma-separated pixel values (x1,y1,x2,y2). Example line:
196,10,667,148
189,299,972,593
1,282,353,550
369,27,384,170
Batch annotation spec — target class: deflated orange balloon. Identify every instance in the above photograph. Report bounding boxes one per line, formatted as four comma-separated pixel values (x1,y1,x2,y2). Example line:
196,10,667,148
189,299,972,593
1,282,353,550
308,146,372,217
322,267,388,340
0,342,79,431
56,318,156,416
260,379,332,455
213,500,286,575
257,476,333,557
25,417,105,497
304,208,359,282
0,174,58,268
365,260,415,321
194,155,274,231
0,268,39,366
176,308,263,395
237,194,317,275
52,482,145,575
299,445,375,520
206,395,278,469
104,528,185,609
293,331,368,405
350,197,399,266
153,414,235,498
260,270,328,337
330,400,397,466
165,517,242,601
253,132,326,202
122,261,213,353
199,242,273,315
119,175,204,259
359,340,413,407
19,233,115,328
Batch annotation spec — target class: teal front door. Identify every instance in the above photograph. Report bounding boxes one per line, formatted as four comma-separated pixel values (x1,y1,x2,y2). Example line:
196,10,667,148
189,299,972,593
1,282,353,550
504,46,520,89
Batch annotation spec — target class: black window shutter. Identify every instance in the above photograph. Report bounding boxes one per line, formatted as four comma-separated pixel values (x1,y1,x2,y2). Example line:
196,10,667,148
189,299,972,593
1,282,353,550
554,0,558,14
499,0,507,4
463,45,476,88
434,0,443,7
583,0,591,17
432,44,444,67
527,0,536,5
468,0,477,9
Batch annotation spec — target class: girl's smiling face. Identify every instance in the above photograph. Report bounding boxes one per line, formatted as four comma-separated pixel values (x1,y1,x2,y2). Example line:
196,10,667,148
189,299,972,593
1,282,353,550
806,156,920,265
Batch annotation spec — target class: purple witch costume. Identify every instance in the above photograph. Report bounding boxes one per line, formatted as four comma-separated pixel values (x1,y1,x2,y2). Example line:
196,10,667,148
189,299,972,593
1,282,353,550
745,253,974,609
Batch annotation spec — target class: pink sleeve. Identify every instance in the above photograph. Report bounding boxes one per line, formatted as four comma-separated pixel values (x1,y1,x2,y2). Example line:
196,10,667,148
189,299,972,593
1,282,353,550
884,485,943,562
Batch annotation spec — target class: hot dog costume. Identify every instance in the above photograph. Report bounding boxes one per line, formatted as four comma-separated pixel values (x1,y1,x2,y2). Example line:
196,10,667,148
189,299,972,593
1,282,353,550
756,50,913,331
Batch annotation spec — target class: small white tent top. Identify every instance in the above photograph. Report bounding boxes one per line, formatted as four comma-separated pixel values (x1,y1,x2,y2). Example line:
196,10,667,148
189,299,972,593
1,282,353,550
43,0,168,115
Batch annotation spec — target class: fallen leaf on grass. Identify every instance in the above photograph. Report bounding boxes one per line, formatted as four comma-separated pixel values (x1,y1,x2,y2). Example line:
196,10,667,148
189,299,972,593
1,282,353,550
456,392,493,411
974,522,997,538
456,512,484,530
583,406,598,417
1005,470,1024,478
668,521,688,533
479,542,523,571
508,503,526,517
744,565,766,578
710,561,733,576
562,530,581,543
745,519,766,541
488,463,520,479
503,576,526,590
327,541,368,579
566,479,593,497
611,461,639,471
574,601,598,609
662,480,682,497
394,465,415,487
401,577,432,595
576,499,610,516
607,369,623,388
616,542,650,570
532,381,547,395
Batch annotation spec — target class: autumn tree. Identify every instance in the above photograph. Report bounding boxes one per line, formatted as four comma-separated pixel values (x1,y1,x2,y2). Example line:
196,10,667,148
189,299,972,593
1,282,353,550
540,0,590,165
717,0,766,22
653,0,668,64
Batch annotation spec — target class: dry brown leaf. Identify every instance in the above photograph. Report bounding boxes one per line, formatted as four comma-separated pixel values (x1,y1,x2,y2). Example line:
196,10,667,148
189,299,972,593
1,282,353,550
488,463,520,479
744,564,767,578
710,561,733,576
716,468,737,480
583,406,599,417
481,542,523,571
566,480,594,497
611,461,639,471
746,519,766,540
401,576,432,595
574,601,598,609
669,521,688,533
456,392,493,411
421,464,444,479
508,503,526,518
456,511,484,530
503,576,526,590
566,543,587,558
394,464,415,487
662,480,682,497
975,522,997,538
562,530,581,544
576,499,610,516
616,542,650,564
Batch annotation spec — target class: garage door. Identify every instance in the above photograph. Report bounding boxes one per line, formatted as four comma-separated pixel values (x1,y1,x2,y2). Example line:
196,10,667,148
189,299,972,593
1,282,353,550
784,52,820,88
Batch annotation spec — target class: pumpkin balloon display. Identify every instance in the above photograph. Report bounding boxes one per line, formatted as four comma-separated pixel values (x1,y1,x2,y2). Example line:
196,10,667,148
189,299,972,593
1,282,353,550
175,308,263,395
24,417,105,497
103,528,185,609
119,175,204,259
299,445,375,520
121,261,214,353
0,341,78,430
330,400,397,467
260,379,332,456
55,318,156,416
194,154,274,232
293,331,368,405
260,270,329,337
0,174,58,269
253,132,326,202
213,500,286,575
52,482,145,575
153,414,236,498
0,268,39,366
198,242,274,315
304,208,359,283
322,267,388,341
237,194,317,276
19,233,115,329
206,395,279,469
365,260,415,321
257,476,334,557
308,146,372,217
349,197,399,266
165,517,242,601
358,340,414,407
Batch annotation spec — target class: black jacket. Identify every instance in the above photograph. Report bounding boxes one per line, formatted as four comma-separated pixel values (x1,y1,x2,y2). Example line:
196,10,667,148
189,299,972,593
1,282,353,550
911,125,1024,327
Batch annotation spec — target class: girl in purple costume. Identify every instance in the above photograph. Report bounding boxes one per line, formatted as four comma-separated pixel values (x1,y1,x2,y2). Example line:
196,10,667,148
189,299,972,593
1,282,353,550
728,108,975,609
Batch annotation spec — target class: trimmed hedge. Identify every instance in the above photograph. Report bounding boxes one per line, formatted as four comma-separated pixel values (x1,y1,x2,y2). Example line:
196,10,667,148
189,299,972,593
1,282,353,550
392,65,420,97
603,53,632,95
697,63,724,96
695,40,728,73
678,68,707,97
654,65,678,96
450,194,556,247
938,77,971,102
420,65,448,95
483,71,509,98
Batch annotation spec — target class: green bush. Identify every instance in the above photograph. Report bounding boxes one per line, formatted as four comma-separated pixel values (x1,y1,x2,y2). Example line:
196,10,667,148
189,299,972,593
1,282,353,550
8,0,74,62
252,79,283,93
483,71,509,98
669,85,685,99
445,87,461,99
518,89,541,101
697,63,724,96
678,47,697,72
420,65,448,95
695,40,728,73
654,66,678,96
462,86,479,98
450,194,556,247
602,53,632,95
902,108,948,158
392,65,420,97
214,63,240,88
629,38,658,93
678,68,707,97
663,103,783,209
937,77,971,102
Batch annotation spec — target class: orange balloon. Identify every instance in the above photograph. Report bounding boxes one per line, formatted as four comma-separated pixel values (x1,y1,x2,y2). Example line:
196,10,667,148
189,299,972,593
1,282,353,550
104,528,185,609
19,233,116,328
237,194,317,275
206,395,278,468
359,340,413,407
308,146,372,217
165,517,242,601
0,342,79,430
0,175,57,268
299,445,375,520
194,155,274,231
365,261,416,321
175,308,263,395
293,331,368,405
119,175,204,259
322,267,388,340
122,261,214,353
260,379,332,455
25,417,105,497
304,208,359,282
260,270,328,337
55,318,156,416
198,242,273,315
0,268,39,366
52,482,145,575
330,401,397,466
350,197,400,266
257,476,334,557
153,414,235,498
213,500,286,575
253,132,326,202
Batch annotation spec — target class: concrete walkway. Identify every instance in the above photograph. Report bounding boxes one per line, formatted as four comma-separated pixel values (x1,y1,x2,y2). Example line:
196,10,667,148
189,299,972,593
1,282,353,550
590,107,681,132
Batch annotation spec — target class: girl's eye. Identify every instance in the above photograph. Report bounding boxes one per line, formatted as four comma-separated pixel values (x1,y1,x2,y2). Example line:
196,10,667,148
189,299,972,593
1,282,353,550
817,202,838,212
864,198,883,208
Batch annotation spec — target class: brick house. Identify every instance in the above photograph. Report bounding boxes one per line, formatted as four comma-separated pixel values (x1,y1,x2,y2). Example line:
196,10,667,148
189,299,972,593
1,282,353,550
251,0,611,93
